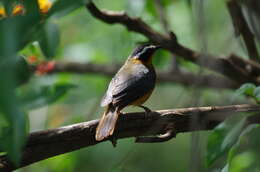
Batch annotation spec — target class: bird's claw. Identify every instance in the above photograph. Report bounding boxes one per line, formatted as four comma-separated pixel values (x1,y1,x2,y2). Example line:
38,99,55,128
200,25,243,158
135,129,176,143
110,135,117,147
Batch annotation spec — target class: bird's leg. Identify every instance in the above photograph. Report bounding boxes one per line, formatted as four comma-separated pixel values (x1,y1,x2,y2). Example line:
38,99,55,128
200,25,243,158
110,136,117,147
138,105,152,114
135,105,153,142
137,105,152,122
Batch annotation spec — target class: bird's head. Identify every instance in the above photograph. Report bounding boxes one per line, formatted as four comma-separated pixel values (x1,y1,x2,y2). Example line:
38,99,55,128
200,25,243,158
129,44,161,64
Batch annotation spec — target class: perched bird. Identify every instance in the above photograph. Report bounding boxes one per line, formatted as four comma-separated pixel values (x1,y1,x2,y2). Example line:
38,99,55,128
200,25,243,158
95,44,160,141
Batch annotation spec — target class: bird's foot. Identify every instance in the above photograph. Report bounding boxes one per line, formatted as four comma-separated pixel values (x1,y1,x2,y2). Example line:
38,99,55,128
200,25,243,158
138,105,152,114
138,105,152,119
110,135,117,147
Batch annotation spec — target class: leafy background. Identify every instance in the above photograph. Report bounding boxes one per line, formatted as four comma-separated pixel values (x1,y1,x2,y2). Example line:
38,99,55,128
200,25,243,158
0,0,259,171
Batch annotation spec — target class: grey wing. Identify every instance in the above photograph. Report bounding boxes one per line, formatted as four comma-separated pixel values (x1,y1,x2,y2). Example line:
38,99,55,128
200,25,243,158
100,76,118,107
101,63,156,108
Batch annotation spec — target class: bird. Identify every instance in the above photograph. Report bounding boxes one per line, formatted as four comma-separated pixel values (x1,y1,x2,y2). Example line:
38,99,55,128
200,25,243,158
95,44,161,142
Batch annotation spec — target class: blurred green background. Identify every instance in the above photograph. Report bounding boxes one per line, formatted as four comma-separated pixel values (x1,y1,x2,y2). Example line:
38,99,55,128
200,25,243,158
0,0,259,171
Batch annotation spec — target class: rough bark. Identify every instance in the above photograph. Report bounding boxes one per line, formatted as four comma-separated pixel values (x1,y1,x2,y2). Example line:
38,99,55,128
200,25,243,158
1,104,260,171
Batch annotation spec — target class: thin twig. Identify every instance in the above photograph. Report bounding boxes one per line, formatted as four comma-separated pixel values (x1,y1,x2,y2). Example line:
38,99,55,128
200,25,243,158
227,0,260,62
46,62,238,89
85,2,260,85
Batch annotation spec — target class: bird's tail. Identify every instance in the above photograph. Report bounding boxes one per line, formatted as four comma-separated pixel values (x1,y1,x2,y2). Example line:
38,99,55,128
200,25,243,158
95,104,119,141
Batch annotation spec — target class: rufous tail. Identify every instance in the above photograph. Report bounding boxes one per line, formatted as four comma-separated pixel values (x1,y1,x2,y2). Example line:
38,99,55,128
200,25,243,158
95,105,119,141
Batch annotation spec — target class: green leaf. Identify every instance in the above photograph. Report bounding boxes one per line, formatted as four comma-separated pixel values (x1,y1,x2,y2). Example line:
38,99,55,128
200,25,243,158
253,86,260,101
236,83,256,97
14,56,33,86
47,0,86,18
39,21,60,59
0,66,28,165
145,0,172,17
0,111,28,165
206,116,246,166
19,83,76,110
0,2,41,51
23,0,40,16
0,17,28,165
0,113,10,146
227,125,260,172
2,0,14,16
0,70,28,165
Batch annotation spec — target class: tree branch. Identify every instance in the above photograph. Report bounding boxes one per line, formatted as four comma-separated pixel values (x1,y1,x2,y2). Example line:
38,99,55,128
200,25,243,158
85,2,260,85
48,62,238,89
1,104,260,171
227,0,260,62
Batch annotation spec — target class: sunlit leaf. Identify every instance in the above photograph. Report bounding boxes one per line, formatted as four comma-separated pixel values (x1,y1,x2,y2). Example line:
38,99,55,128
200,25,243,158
236,83,256,97
0,68,27,165
253,86,260,101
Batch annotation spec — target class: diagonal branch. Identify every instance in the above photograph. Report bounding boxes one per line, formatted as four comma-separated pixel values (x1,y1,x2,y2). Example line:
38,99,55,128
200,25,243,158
85,2,260,85
1,104,260,171
47,62,238,89
227,0,260,62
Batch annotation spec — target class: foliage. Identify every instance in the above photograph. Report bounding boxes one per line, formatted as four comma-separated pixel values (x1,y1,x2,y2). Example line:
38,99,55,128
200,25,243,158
206,115,246,167
235,83,260,103
206,83,260,171
0,0,84,165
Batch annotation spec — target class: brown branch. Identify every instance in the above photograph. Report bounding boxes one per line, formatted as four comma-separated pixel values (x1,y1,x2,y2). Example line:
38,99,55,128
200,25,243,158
227,0,260,62
1,104,260,171
48,62,238,89
85,2,260,85
85,2,166,43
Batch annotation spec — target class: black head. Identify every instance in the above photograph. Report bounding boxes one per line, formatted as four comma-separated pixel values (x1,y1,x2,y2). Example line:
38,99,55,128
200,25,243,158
129,44,161,62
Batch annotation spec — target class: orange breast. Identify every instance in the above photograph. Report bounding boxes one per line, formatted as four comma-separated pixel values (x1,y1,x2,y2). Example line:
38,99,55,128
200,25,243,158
130,89,154,106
